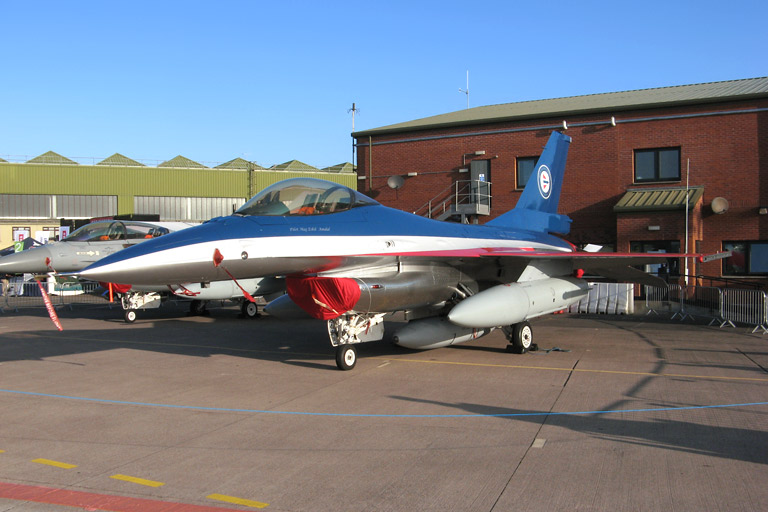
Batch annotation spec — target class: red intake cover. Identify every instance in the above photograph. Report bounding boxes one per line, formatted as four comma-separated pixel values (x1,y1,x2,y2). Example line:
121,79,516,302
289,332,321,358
99,282,133,294
286,276,361,320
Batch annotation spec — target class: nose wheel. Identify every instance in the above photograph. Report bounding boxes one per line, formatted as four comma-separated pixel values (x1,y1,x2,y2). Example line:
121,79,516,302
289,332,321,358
335,344,357,371
124,310,137,323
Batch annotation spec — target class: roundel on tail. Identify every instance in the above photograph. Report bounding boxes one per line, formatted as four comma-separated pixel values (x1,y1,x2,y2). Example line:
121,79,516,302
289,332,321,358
537,165,552,200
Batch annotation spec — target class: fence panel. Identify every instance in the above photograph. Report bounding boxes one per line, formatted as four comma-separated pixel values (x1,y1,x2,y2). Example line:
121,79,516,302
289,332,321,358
569,283,634,314
720,289,768,333
645,285,681,316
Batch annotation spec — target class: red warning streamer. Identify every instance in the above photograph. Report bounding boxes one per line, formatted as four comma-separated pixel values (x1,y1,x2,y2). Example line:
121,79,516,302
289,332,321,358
35,279,63,331
212,248,256,303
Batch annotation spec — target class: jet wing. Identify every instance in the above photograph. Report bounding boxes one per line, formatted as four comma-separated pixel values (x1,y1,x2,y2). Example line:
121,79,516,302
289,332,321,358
370,247,721,287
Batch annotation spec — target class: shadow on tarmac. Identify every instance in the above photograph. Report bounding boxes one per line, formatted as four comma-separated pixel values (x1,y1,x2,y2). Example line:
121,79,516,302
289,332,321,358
0,303,413,369
389,395,768,466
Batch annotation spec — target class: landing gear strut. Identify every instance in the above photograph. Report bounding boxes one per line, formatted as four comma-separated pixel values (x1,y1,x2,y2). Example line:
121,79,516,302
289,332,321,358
504,321,537,354
327,313,386,370
189,300,208,316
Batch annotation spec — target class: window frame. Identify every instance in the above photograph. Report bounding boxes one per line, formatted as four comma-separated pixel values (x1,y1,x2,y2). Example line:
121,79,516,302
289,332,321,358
633,147,681,183
516,156,539,190
722,241,768,276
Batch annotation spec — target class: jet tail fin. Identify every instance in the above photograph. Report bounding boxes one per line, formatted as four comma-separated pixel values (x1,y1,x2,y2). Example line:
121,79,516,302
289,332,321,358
486,131,572,234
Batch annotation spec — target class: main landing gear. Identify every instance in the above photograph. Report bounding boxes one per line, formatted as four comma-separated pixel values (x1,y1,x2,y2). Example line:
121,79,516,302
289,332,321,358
240,300,260,319
503,321,538,354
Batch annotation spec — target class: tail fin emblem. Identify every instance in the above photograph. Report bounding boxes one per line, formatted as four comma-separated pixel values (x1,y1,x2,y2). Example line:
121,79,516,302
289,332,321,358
537,165,552,199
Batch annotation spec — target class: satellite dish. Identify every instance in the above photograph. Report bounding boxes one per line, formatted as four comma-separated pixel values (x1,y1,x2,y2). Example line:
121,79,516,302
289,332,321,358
387,176,405,190
711,197,729,214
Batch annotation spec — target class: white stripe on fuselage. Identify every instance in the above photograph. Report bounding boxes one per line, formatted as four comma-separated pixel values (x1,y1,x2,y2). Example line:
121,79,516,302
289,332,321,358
83,235,570,277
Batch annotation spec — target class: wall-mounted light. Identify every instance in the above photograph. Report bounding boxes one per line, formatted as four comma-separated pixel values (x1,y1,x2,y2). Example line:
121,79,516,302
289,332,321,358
610,116,617,127
407,172,418,177
458,168,469,173
357,175,367,180
648,225,661,231
759,206,768,215
474,150,486,156
562,120,568,130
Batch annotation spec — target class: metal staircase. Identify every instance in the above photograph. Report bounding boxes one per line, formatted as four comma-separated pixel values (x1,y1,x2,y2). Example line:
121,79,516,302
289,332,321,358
413,180,491,223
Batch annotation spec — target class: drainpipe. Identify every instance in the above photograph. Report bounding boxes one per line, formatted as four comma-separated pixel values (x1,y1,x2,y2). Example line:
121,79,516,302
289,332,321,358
368,136,373,192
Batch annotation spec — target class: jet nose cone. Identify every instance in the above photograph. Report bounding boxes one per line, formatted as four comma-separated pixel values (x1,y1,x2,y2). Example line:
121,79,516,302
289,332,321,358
0,247,52,274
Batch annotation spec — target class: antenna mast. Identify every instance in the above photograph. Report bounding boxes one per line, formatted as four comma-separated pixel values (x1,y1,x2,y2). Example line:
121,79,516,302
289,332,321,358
459,70,469,109
348,102,361,168
348,102,360,132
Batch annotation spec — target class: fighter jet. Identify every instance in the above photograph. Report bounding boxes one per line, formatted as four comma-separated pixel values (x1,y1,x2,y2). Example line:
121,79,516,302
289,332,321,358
0,219,195,275
0,219,283,321
77,132,709,369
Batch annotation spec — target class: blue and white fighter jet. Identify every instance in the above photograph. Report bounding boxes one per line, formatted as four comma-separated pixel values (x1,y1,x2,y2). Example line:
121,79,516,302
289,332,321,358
77,132,702,369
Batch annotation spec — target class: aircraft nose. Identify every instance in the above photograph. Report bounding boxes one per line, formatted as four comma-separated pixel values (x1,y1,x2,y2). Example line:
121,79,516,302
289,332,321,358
0,247,52,274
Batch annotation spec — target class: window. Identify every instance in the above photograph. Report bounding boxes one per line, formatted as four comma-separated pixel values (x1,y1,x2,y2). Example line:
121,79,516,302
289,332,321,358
634,147,680,183
723,241,768,275
12,227,30,242
516,156,539,189
631,240,681,277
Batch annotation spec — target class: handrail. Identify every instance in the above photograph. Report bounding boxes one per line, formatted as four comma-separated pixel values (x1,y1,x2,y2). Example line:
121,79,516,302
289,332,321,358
413,180,492,219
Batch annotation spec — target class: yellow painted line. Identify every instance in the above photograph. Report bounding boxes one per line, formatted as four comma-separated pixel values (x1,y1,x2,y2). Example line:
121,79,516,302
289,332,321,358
110,474,165,488
32,458,77,469
380,357,768,382
208,493,269,509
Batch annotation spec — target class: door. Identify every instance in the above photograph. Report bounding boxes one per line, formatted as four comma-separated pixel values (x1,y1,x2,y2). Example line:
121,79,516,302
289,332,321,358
469,160,490,207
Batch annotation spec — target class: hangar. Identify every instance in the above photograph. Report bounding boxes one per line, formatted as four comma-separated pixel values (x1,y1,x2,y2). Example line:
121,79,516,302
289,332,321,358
352,77,768,285
0,154,355,247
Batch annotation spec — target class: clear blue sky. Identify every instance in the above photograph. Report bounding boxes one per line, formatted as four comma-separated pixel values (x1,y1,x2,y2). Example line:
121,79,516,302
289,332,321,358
1,0,765,169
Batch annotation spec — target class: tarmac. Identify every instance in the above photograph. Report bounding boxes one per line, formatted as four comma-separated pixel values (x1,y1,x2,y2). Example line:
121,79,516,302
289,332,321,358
0,302,767,511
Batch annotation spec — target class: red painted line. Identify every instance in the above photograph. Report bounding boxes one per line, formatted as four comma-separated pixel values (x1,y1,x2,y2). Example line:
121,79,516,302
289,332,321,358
0,481,245,511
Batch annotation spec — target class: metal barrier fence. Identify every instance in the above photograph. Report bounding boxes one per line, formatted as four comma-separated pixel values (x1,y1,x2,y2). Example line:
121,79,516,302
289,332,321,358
569,283,635,314
719,288,768,333
645,284,768,334
1,279,116,312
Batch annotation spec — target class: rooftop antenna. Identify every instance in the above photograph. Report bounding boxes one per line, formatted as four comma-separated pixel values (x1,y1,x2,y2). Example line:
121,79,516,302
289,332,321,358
348,102,361,168
459,70,469,109
348,102,360,132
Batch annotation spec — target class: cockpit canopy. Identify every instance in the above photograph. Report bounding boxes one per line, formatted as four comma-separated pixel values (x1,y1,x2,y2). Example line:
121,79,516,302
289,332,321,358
235,178,378,217
63,221,171,242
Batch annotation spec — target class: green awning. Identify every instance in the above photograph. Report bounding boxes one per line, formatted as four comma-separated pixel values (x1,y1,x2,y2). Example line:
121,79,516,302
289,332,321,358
614,186,704,212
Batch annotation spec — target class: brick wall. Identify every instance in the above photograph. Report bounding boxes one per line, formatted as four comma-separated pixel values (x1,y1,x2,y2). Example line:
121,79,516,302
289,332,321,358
355,100,768,280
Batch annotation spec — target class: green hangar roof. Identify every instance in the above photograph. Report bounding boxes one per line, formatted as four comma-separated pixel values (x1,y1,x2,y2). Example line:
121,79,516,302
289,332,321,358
159,155,208,168
353,77,768,137
216,158,266,170
97,153,146,167
26,151,79,165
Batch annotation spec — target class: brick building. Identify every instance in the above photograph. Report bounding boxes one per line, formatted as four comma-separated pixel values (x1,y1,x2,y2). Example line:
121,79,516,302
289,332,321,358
352,77,768,284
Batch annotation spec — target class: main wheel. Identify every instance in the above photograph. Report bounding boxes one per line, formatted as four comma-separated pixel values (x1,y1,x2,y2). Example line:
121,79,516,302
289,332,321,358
241,300,259,318
335,344,357,371
507,321,533,354
125,310,137,323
